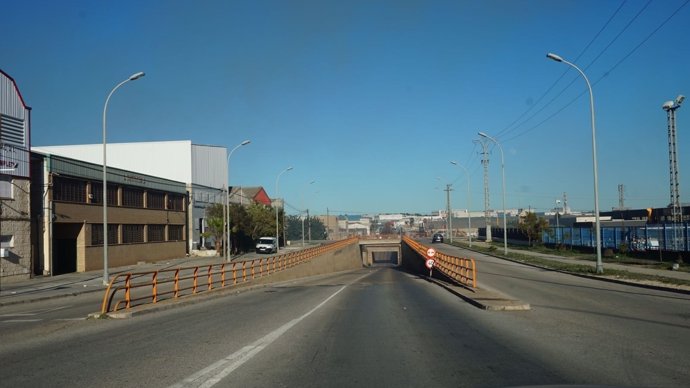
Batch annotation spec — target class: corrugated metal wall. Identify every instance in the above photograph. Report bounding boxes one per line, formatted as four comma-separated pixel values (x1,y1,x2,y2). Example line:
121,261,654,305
0,71,30,177
191,144,227,189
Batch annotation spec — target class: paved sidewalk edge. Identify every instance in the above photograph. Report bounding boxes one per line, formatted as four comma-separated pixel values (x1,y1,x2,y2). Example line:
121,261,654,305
425,276,531,311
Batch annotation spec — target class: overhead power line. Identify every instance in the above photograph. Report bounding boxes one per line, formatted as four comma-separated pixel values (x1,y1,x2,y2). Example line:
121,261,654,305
502,0,689,143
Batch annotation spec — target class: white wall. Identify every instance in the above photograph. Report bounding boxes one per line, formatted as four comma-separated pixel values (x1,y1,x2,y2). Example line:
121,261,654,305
34,141,195,184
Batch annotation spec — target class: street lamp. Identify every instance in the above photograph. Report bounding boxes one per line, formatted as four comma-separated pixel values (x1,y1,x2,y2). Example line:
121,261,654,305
275,166,293,252
225,140,250,261
547,52,603,273
102,71,145,286
478,131,507,256
450,161,472,247
301,180,316,247
663,95,684,251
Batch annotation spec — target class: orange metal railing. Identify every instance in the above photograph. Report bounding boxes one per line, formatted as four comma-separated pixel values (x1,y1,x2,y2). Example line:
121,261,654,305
402,235,477,289
100,237,358,314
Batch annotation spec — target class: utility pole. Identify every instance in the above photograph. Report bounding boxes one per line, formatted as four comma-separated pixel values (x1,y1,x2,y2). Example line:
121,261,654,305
663,95,685,251
475,138,492,242
445,184,453,243
563,192,568,215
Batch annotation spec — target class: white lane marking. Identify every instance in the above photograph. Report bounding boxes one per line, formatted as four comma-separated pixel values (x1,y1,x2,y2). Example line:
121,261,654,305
1,319,42,323
170,270,376,388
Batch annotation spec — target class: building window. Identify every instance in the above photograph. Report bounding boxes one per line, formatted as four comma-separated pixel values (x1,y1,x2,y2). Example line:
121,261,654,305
122,188,144,208
147,191,165,209
0,235,14,248
53,177,87,203
168,194,185,211
90,183,117,206
168,225,184,241
148,225,165,242
122,224,144,244
91,224,119,245
0,176,11,199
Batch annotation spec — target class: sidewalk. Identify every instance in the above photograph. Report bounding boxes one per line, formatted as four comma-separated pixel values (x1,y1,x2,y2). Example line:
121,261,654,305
0,248,307,307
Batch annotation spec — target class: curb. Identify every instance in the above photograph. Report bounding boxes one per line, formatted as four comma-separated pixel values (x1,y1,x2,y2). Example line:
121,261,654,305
425,276,530,311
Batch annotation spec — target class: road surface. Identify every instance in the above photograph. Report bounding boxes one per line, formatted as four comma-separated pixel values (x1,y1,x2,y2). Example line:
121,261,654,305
1,254,688,387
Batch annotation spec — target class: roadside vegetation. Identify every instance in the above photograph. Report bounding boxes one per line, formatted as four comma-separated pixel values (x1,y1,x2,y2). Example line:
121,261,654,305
451,240,690,288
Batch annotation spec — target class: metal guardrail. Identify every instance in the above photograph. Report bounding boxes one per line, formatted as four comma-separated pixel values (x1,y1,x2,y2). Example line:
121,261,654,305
402,236,477,289
100,237,358,314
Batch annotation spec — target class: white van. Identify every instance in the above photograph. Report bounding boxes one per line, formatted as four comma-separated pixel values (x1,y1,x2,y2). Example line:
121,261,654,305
255,237,278,254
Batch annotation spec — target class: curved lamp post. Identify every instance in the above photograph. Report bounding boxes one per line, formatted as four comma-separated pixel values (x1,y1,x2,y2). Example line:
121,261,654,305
102,71,145,286
225,140,250,261
450,161,472,247
478,131,507,256
275,166,293,252
547,52,602,273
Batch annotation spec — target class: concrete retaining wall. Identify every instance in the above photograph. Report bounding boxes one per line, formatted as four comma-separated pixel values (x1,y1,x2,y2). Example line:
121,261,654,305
252,242,363,285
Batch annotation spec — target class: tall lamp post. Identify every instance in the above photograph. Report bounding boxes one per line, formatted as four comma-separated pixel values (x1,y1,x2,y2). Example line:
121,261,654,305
301,180,316,247
478,131,507,255
547,52,602,273
275,166,293,252
102,71,145,286
662,95,685,251
225,140,250,261
450,161,472,247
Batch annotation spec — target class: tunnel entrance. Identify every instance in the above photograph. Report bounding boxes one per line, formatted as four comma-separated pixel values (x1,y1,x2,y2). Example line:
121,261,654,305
359,238,402,267
372,251,399,266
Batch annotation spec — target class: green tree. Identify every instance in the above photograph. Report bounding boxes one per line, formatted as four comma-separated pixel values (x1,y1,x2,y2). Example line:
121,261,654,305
228,203,251,254
201,203,224,255
246,203,279,241
518,212,549,247
285,215,327,241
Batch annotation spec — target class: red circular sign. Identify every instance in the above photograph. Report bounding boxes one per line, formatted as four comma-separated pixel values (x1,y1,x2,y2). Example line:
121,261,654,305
425,259,435,269
426,248,436,258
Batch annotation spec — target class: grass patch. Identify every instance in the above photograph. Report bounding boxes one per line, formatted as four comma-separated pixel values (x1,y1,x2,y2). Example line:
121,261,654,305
452,240,690,288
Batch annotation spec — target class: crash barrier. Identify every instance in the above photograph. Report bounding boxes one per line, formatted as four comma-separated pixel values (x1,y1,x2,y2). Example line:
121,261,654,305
100,237,359,314
402,236,477,289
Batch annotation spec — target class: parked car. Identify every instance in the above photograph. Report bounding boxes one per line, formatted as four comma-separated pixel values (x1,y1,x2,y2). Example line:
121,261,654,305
255,237,278,254
432,233,444,243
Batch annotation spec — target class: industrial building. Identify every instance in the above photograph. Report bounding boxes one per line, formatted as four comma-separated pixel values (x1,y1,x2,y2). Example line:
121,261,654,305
0,69,32,280
33,140,228,254
31,152,188,275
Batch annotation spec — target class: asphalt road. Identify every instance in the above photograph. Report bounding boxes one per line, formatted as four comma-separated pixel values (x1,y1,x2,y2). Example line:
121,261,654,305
1,255,689,387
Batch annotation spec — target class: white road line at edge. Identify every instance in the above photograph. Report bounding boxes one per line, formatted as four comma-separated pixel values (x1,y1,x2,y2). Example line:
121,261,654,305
169,269,377,388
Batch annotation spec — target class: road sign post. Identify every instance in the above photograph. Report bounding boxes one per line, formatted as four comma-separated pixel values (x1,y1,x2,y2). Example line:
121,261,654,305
425,248,436,277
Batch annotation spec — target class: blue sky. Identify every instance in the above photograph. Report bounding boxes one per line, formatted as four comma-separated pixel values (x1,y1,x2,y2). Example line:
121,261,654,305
2,0,689,216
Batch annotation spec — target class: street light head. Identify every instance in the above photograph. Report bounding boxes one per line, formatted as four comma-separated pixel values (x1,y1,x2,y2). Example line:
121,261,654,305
663,101,675,111
241,140,251,146
287,166,294,171
676,95,685,106
478,131,488,138
129,72,145,81
546,53,563,62
450,160,458,165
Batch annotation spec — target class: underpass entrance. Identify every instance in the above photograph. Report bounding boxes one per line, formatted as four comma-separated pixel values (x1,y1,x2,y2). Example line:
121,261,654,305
359,238,401,267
